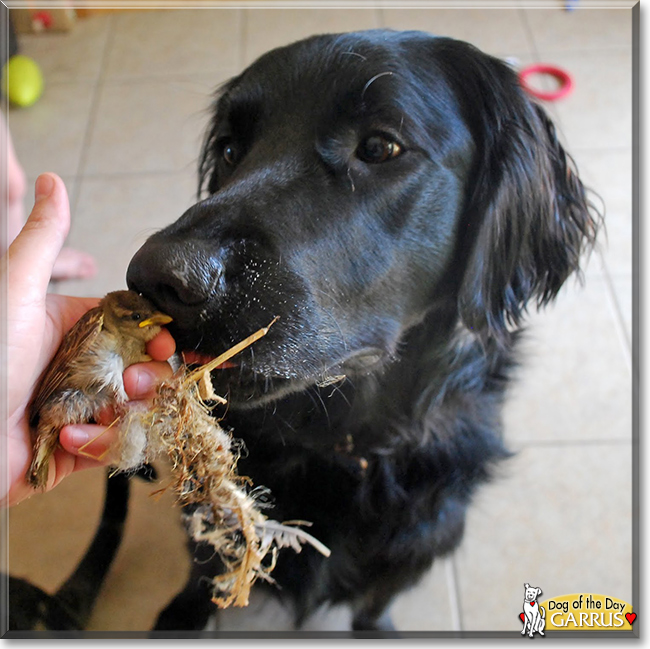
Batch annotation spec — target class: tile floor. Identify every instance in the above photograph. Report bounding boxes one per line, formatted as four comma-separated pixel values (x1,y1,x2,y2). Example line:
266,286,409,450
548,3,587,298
5,1,636,635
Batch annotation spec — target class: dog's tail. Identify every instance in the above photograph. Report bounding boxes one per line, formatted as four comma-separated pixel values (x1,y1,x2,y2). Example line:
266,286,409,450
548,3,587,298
6,466,155,631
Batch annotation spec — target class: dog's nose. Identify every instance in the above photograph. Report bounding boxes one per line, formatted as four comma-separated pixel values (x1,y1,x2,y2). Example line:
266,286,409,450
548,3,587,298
127,238,224,318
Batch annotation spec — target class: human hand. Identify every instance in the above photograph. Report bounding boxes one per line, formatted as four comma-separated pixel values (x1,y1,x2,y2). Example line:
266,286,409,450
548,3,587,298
2,173,175,507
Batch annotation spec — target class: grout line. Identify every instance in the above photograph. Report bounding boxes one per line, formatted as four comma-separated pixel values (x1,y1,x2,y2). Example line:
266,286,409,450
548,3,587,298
596,249,632,371
570,145,632,154
517,3,542,62
535,46,633,55
446,557,463,632
79,169,198,182
77,70,240,84
69,13,118,220
516,8,573,138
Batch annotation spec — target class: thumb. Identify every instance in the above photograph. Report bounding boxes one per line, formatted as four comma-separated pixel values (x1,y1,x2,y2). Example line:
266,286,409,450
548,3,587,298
7,174,70,302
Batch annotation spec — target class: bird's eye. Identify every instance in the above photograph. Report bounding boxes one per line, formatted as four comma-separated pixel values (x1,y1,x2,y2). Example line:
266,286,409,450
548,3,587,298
131,313,142,321
356,134,402,164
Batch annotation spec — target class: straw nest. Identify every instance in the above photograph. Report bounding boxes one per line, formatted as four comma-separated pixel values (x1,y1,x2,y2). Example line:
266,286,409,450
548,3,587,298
113,321,330,608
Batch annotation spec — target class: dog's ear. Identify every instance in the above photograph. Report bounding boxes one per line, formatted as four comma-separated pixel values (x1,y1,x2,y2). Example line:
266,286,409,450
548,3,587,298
434,39,601,345
198,76,240,198
524,583,530,589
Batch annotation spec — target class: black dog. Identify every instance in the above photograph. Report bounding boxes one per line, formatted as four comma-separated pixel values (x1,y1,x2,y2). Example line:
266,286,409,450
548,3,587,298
127,29,599,632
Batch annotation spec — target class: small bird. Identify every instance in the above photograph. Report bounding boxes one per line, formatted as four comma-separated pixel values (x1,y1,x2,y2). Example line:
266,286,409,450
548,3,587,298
27,290,172,489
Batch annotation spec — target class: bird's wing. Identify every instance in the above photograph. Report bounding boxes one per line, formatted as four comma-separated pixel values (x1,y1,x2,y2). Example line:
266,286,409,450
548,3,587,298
28,307,105,425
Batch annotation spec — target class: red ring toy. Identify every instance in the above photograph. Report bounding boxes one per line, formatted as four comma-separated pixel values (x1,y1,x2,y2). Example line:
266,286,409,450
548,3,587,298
518,64,574,101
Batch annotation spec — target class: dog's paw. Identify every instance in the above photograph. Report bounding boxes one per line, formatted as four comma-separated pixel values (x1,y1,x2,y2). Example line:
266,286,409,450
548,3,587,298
153,590,215,632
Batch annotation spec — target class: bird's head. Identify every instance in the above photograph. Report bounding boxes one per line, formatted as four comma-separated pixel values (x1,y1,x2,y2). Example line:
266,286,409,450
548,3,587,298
101,290,173,342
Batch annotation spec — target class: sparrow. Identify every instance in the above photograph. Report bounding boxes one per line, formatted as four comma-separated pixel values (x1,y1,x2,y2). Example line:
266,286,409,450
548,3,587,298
27,290,172,489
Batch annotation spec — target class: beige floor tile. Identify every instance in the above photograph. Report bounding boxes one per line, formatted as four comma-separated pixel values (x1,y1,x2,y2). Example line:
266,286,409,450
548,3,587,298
105,9,242,78
83,74,227,177
502,276,631,445
243,9,381,65
9,469,105,595
390,558,455,631
18,14,111,83
9,463,190,632
87,466,190,632
380,8,533,57
6,82,95,179
542,49,632,151
523,6,633,52
54,171,198,299
455,444,633,631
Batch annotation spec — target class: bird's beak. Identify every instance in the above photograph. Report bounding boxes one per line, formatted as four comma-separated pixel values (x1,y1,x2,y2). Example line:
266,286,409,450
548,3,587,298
139,313,173,328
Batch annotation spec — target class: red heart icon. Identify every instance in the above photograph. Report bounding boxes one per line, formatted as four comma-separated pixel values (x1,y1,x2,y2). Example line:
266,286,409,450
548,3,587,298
530,602,535,606
626,612,637,625
519,613,525,623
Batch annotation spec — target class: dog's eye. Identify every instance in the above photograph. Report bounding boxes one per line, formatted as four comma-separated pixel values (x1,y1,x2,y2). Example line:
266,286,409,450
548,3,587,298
356,134,402,164
222,143,239,166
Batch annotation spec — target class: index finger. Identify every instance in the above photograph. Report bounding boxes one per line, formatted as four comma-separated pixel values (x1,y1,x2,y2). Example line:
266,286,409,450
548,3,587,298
146,327,175,361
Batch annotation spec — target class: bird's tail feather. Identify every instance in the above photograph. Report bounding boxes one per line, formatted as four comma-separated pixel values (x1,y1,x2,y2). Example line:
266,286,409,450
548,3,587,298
27,426,57,489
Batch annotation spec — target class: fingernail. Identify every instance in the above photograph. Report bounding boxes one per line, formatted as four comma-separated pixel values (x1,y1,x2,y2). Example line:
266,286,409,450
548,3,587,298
67,426,89,449
35,174,55,201
133,368,155,397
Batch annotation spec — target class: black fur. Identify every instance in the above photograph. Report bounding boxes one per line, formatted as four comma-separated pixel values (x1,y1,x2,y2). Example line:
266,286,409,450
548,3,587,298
126,30,599,632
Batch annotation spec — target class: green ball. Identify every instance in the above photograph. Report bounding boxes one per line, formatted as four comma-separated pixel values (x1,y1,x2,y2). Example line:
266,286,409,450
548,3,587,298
2,55,44,107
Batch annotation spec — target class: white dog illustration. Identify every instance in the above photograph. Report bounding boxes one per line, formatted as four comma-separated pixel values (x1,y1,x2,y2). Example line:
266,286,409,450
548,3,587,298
521,583,546,637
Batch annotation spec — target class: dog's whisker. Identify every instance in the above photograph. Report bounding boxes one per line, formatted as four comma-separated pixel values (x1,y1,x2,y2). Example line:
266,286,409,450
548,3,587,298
304,388,327,422
347,166,356,192
361,71,394,98
312,387,332,428
342,50,368,62
326,382,352,407
309,291,353,355
190,333,204,353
